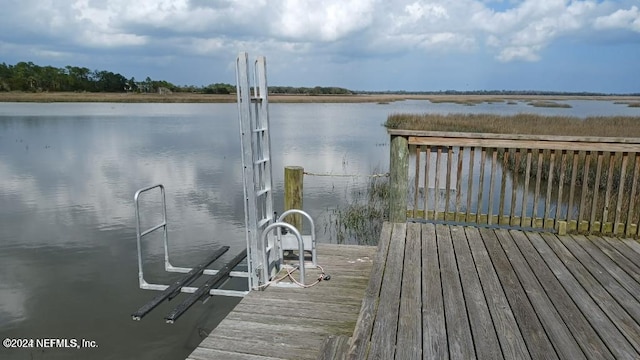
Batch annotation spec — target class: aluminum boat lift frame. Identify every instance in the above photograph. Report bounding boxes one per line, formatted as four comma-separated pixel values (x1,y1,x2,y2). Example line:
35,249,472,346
130,53,316,323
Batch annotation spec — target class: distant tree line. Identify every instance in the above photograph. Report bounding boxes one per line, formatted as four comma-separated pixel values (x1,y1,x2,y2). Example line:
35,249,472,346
269,86,352,95
0,61,130,92
203,83,235,94
0,61,354,95
0,61,190,93
4,61,634,96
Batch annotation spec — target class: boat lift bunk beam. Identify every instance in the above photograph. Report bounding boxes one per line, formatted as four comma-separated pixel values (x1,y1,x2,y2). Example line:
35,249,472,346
131,246,230,321
164,249,248,323
131,184,250,323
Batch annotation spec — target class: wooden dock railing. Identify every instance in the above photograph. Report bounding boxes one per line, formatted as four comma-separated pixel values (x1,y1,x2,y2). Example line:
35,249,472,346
389,130,640,236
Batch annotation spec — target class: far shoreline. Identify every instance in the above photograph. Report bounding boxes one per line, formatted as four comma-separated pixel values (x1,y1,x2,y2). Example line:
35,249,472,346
0,91,639,105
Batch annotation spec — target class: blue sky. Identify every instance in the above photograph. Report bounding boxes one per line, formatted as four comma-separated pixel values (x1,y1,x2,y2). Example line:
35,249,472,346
1,0,639,93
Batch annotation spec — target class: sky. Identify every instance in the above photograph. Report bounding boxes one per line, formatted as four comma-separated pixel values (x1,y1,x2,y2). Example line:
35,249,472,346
1,0,639,93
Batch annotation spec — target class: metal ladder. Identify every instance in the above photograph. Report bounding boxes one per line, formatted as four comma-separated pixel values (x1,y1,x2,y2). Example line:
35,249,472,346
236,52,316,290
131,184,249,323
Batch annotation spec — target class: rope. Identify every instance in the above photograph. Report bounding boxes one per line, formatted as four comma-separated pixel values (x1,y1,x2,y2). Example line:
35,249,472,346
303,171,389,178
256,264,329,289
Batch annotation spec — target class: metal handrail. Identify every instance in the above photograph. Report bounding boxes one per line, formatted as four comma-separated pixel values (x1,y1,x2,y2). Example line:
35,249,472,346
277,209,317,266
259,222,305,287
134,184,168,288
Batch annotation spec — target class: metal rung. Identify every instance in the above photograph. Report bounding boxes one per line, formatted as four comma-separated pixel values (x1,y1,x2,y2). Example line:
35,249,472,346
250,96,263,102
252,127,268,133
164,249,248,323
140,222,166,237
131,246,230,321
257,218,270,228
256,188,270,197
254,158,269,165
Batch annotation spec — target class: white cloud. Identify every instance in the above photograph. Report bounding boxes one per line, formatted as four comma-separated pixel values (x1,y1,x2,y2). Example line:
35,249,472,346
170,37,226,56
497,45,541,62
472,0,600,61
595,5,640,32
271,0,375,42
404,2,450,22
1,0,639,72
79,31,148,48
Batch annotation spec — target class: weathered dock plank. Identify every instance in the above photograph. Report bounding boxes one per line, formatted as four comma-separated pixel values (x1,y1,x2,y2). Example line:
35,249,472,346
348,222,392,359
622,238,640,255
450,226,502,360
560,235,640,324
421,222,448,360
466,227,530,360
188,243,376,360
188,347,278,360
541,232,640,354
395,222,421,360
602,236,640,265
572,235,640,302
528,232,639,359
318,335,349,360
438,224,476,359
200,322,326,359
495,229,584,360
592,236,640,283
511,231,613,360
480,228,558,359
367,222,406,359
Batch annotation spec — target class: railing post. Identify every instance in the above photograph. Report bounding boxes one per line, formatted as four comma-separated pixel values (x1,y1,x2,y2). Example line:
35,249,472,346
389,135,409,223
284,166,304,231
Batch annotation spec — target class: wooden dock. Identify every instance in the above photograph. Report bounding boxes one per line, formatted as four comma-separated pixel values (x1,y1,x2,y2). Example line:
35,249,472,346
187,244,376,360
348,222,640,359
189,222,640,359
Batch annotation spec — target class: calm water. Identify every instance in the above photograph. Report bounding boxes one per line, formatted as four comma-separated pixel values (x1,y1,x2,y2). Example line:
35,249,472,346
1,100,638,359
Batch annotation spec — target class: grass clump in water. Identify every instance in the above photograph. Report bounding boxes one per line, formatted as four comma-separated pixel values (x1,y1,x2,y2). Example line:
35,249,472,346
528,100,572,108
327,175,389,246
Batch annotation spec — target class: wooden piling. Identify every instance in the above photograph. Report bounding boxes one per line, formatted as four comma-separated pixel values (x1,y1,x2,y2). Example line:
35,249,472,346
284,166,304,231
389,135,409,223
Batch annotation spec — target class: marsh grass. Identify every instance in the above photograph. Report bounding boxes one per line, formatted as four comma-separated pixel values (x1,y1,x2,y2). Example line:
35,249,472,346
528,100,572,108
614,101,640,107
3,92,638,104
427,98,508,106
327,176,389,245
429,98,480,106
384,113,640,137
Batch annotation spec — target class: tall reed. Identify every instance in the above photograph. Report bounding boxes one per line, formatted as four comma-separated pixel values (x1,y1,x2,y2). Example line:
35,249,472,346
326,175,389,245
